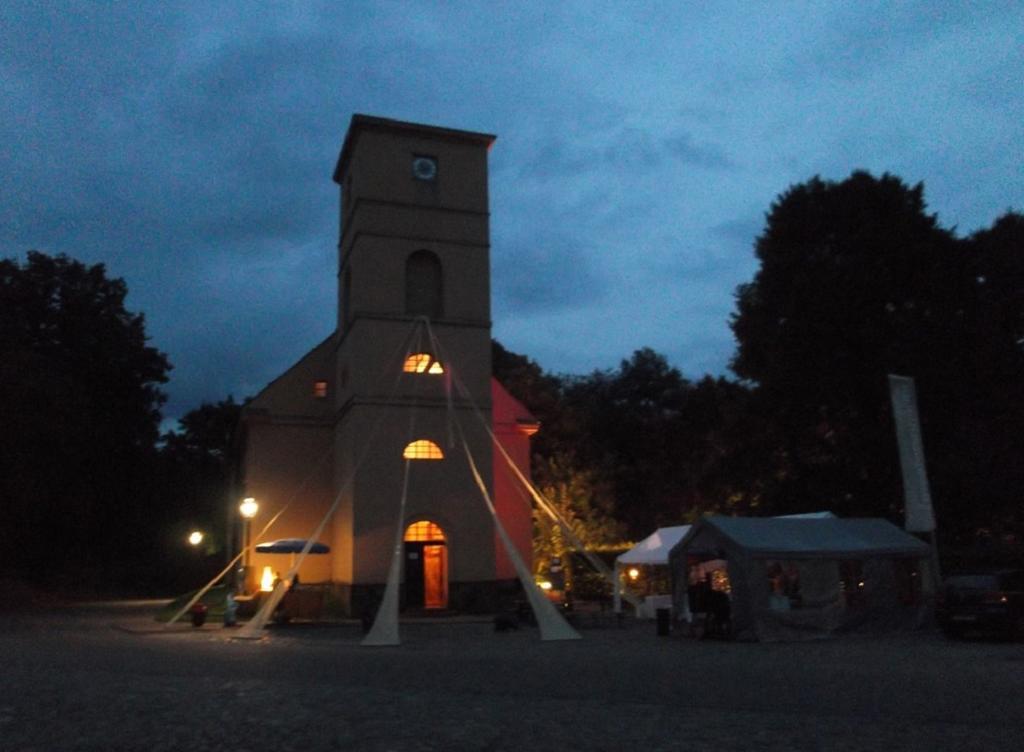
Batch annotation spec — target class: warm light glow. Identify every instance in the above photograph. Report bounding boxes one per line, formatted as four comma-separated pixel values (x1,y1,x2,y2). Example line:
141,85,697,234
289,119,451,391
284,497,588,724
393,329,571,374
627,567,640,581
403,439,444,460
404,520,446,542
260,566,275,592
188,531,204,546
313,379,328,398
538,580,553,591
516,419,540,437
403,353,444,374
239,498,259,518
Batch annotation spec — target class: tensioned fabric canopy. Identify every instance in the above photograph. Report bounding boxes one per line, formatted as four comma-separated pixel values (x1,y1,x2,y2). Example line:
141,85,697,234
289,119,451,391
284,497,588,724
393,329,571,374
617,526,692,566
679,517,929,559
255,539,331,555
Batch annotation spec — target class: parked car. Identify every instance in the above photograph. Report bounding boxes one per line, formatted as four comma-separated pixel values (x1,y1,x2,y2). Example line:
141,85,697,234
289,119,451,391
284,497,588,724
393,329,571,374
937,569,1024,639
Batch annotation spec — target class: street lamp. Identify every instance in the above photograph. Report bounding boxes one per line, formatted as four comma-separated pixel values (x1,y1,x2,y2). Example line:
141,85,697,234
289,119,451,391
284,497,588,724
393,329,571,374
239,498,258,566
238,498,258,594
188,530,204,547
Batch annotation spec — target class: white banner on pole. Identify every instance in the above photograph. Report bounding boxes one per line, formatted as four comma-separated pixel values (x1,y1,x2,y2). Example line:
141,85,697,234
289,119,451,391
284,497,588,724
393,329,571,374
888,374,936,533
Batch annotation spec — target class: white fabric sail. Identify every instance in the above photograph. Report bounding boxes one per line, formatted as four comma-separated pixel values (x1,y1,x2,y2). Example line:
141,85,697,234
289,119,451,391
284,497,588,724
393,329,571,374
888,374,936,533
460,436,580,641
361,460,413,646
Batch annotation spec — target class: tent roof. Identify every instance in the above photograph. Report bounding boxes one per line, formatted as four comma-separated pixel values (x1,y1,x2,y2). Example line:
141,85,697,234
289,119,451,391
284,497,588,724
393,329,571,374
774,511,837,519
683,517,929,558
617,525,692,565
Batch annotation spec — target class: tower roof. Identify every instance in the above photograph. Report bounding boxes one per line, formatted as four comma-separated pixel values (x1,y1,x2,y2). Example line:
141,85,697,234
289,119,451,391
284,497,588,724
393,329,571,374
333,114,496,184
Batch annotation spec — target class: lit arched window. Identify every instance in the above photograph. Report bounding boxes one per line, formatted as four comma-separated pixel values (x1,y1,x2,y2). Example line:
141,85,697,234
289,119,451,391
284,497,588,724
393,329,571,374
406,250,443,319
403,353,445,374
403,439,444,460
404,520,446,542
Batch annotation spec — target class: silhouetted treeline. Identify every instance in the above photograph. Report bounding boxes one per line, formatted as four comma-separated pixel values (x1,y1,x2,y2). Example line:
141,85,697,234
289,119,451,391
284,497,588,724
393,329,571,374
497,172,1023,556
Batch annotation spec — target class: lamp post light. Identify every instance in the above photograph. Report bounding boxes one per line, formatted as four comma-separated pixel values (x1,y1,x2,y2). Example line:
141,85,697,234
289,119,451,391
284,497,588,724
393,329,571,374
188,530,204,547
238,498,258,594
239,498,258,564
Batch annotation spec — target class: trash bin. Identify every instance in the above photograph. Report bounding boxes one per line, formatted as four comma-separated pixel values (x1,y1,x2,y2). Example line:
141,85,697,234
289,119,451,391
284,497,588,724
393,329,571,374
656,607,671,636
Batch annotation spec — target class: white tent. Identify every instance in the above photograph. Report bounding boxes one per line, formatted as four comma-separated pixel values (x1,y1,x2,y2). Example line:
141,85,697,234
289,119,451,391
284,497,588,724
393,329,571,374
612,514,838,614
613,525,691,613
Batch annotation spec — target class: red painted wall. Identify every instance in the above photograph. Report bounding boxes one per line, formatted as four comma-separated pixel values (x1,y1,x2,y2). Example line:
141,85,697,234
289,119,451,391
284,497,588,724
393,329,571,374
490,378,538,580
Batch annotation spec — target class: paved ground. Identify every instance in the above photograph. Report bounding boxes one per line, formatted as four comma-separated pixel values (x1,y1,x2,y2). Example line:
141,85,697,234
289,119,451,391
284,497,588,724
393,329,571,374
1,602,1022,751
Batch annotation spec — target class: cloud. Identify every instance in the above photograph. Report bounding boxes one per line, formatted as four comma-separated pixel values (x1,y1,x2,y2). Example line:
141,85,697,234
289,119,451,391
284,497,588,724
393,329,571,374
492,231,607,316
518,125,732,182
3,1,1022,413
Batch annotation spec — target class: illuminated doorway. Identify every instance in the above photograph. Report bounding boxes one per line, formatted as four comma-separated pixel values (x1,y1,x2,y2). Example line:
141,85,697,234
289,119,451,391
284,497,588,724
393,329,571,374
404,520,448,609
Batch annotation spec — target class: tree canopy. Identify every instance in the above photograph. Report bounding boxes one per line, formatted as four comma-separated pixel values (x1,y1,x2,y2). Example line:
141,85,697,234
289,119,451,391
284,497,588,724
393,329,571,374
494,173,1022,559
1,252,171,587
730,172,1024,538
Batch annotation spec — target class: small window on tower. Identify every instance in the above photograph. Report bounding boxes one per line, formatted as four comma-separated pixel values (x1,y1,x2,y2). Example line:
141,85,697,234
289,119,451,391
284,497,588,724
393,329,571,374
403,353,445,374
403,440,444,460
313,380,328,398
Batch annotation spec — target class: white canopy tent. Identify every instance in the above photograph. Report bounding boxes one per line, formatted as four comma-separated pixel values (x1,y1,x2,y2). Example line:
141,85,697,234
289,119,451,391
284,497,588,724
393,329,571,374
613,513,838,614
613,525,691,613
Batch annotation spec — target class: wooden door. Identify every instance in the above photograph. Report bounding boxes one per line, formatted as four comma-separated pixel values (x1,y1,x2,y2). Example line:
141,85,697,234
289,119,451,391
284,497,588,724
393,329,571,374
423,544,448,609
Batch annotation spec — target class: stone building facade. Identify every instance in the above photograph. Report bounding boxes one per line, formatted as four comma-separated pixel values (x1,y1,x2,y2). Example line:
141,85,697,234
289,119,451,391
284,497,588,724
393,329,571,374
240,116,536,616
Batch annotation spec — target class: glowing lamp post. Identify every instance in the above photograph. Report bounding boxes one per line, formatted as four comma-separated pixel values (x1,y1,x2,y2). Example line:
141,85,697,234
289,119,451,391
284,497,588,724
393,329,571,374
239,498,258,566
238,498,259,594
188,530,204,547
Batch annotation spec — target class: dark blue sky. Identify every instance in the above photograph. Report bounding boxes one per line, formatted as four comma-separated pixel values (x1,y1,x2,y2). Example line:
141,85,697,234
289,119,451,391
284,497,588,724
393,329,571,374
3,2,1021,424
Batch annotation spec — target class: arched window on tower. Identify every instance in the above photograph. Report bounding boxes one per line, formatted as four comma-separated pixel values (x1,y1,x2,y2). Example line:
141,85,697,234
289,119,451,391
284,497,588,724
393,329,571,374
403,440,444,460
403,353,445,374
405,250,443,319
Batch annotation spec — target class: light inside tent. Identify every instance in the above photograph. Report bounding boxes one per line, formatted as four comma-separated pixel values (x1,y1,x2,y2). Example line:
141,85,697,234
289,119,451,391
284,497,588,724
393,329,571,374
261,566,275,592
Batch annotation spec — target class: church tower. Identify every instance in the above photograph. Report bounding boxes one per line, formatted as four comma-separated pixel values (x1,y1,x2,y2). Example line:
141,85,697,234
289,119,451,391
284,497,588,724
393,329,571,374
330,116,500,612
240,115,533,618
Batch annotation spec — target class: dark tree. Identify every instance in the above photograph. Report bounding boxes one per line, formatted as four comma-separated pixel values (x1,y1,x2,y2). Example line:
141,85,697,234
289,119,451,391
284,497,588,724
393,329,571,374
560,348,693,537
494,341,766,538
952,212,1024,541
730,173,1023,538
0,252,171,589
156,397,245,587
675,375,769,519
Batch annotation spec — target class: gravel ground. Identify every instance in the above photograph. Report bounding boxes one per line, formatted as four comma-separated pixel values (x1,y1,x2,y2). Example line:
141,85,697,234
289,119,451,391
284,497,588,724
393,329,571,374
1,602,1022,751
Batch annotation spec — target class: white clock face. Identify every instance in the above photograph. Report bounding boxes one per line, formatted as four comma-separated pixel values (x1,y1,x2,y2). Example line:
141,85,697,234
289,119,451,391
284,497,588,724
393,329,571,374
412,156,437,181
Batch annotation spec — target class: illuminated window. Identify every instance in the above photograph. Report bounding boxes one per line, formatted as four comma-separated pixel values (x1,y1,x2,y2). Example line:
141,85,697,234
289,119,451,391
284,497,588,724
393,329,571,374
403,353,445,374
404,520,446,542
403,439,444,460
313,380,328,398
